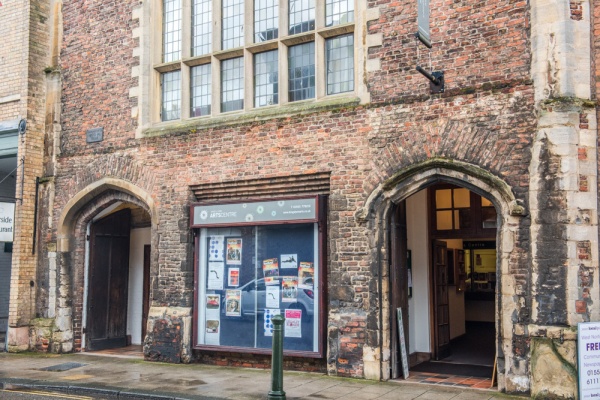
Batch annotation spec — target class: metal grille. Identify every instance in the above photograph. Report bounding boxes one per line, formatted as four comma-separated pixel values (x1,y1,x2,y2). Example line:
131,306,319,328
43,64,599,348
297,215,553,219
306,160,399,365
254,50,279,107
288,42,315,101
254,0,279,42
191,64,212,117
161,70,181,121
288,0,315,35
192,0,212,56
222,0,244,50
221,57,244,112
163,0,181,62
325,0,354,27
326,34,354,95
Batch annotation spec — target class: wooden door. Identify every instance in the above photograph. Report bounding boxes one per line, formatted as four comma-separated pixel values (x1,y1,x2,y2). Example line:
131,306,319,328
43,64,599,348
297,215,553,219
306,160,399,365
87,209,131,351
433,240,451,360
390,202,409,378
142,244,151,343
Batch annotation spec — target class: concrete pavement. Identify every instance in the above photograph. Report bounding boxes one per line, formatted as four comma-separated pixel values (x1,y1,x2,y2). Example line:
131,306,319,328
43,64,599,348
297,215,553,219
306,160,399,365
0,352,526,400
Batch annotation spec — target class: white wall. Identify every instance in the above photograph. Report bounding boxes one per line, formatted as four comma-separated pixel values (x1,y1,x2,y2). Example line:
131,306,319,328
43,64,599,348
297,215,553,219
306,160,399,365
127,227,151,345
406,190,430,354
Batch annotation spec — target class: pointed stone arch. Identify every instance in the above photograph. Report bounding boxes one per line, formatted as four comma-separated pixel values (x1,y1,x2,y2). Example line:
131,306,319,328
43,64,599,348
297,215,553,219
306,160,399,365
56,177,157,252
357,157,525,222
356,158,527,393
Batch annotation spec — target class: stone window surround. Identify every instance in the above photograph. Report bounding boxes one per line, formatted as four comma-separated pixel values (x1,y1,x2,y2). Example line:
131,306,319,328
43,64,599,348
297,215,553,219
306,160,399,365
133,0,372,137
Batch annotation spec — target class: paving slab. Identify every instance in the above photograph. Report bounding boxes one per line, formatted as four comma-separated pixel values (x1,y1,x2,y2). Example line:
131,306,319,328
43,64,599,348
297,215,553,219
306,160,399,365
0,352,526,400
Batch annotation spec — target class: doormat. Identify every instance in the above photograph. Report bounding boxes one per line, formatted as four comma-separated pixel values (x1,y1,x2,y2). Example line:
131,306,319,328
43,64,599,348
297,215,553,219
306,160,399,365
38,362,88,372
410,361,493,378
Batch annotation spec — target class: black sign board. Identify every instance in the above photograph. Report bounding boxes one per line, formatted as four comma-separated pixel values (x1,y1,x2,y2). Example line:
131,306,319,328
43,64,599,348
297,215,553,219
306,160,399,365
86,127,104,143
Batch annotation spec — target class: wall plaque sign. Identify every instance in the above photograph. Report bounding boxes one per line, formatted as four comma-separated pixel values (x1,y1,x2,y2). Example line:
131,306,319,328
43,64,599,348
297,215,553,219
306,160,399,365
86,127,104,143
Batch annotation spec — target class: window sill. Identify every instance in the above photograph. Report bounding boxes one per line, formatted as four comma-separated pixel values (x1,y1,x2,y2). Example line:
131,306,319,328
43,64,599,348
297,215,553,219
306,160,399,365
142,95,361,138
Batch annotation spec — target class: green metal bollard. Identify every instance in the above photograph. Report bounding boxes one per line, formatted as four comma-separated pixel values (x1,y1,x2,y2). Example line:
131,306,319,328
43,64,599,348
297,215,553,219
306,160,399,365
268,314,286,400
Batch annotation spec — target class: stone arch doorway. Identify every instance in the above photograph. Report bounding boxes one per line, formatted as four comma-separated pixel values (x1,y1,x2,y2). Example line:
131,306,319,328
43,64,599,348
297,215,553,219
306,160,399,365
55,179,157,353
389,184,499,379
358,158,525,390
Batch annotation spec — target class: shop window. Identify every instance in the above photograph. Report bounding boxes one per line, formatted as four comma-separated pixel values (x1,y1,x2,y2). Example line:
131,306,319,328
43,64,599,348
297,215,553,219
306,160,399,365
191,196,326,357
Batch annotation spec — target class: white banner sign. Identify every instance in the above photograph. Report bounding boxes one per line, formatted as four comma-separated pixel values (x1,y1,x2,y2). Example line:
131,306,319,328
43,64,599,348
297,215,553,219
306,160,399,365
0,202,15,242
579,322,600,398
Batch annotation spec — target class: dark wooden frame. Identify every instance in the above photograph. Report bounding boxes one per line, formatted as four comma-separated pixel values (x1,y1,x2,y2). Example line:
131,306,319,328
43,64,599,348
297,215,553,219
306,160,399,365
428,184,497,240
190,195,327,358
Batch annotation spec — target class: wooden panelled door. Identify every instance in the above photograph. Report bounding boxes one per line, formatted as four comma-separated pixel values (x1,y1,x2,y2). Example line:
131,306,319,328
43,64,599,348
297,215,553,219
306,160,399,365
433,240,451,360
390,202,409,379
87,209,131,351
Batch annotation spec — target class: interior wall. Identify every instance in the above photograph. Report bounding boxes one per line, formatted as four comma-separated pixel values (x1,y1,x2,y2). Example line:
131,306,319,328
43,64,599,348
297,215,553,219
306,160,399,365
444,239,466,339
0,173,16,333
127,227,151,344
406,190,430,354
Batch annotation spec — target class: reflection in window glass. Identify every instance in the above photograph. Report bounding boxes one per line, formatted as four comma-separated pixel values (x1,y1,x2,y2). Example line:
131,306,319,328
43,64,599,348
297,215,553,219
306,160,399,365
481,197,493,207
163,0,182,62
482,207,497,229
222,0,244,50
221,57,244,112
288,42,315,101
193,0,212,56
191,64,212,117
254,50,279,107
289,0,315,35
161,70,181,121
326,34,354,95
255,0,279,42
325,0,354,26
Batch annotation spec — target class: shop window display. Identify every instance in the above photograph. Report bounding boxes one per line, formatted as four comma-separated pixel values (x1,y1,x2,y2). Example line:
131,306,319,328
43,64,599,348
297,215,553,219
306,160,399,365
191,196,325,356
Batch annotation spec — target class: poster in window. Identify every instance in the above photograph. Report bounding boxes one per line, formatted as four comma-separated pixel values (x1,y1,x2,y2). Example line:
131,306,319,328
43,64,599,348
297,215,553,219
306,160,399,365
280,254,298,269
207,262,224,290
284,309,302,338
266,285,280,308
282,277,298,303
226,238,242,265
205,294,221,345
206,320,219,333
265,277,279,286
263,258,279,277
298,262,314,289
208,235,225,262
228,268,240,287
264,309,281,337
225,290,241,316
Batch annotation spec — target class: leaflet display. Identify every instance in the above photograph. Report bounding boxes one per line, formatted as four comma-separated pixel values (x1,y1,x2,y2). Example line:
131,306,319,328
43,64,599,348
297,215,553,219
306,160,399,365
196,223,320,354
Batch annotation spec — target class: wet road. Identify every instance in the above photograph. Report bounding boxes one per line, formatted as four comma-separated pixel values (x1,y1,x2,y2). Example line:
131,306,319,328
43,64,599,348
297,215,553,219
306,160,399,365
0,388,115,400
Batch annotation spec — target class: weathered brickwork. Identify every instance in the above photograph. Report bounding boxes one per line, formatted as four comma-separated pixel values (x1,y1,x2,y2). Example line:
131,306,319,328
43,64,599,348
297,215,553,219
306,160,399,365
366,0,530,103
14,0,597,397
1,0,52,353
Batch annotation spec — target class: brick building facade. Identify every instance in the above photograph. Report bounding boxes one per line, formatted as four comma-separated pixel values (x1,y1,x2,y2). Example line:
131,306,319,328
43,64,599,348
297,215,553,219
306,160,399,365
4,0,600,397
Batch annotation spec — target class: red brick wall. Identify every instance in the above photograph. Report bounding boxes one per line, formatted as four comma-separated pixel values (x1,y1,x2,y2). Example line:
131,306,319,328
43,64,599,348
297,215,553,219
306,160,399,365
48,0,536,376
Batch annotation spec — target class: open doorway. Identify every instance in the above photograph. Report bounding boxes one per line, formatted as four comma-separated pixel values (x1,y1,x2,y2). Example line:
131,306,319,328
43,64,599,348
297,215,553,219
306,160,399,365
390,183,498,379
84,203,151,352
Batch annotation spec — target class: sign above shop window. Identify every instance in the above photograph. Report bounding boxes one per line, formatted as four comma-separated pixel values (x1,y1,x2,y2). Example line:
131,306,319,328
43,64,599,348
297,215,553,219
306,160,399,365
191,197,318,227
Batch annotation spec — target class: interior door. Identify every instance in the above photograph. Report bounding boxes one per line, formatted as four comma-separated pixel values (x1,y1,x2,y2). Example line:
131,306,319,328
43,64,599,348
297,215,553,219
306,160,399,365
390,202,408,378
433,240,451,360
87,208,131,351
